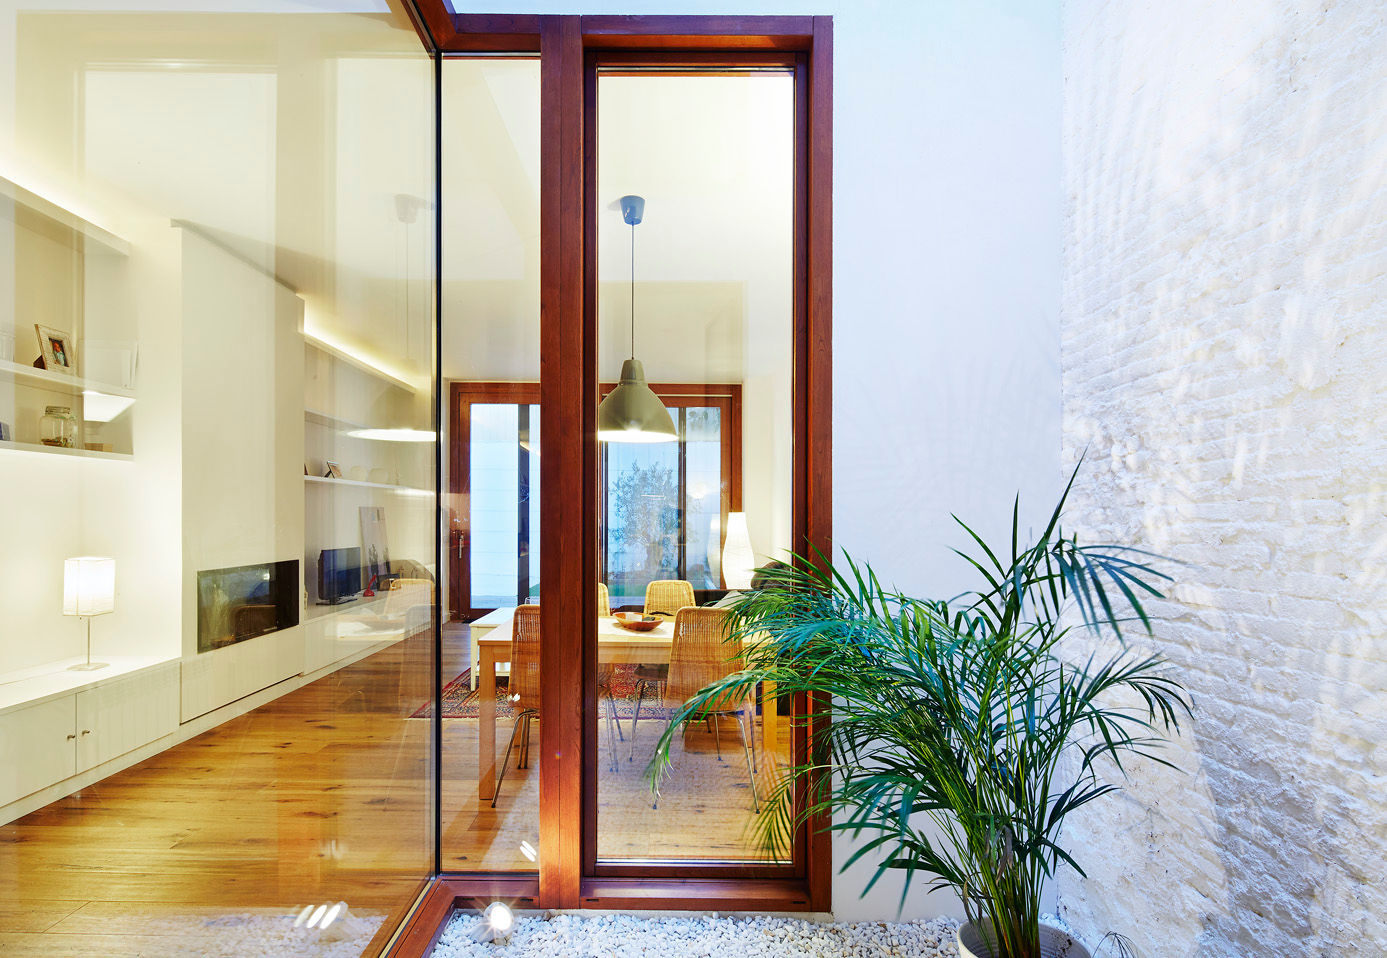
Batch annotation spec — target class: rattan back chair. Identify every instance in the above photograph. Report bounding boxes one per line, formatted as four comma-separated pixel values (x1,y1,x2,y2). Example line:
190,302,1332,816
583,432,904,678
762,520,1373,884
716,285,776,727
492,604,541,807
495,605,624,800
629,606,759,811
598,582,611,618
643,579,695,616
509,604,542,712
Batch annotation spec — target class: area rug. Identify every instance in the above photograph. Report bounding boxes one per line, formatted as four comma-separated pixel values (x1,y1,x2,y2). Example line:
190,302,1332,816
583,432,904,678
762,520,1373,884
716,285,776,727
411,665,672,721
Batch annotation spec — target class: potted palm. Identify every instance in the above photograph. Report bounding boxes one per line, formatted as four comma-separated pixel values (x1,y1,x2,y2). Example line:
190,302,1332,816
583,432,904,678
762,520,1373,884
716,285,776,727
648,476,1190,958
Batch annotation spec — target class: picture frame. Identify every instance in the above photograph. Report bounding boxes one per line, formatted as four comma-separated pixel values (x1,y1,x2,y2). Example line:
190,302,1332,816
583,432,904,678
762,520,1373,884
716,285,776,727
324,460,342,479
35,325,76,375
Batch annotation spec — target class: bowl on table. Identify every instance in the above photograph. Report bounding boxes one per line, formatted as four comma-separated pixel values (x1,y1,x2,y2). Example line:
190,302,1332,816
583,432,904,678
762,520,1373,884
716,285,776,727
613,612,663,632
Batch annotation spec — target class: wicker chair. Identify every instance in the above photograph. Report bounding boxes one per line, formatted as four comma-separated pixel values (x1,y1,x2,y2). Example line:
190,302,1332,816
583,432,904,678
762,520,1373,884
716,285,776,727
493,605,623,806
598,582,611,618
630,606,759,811
629,579,697,712
492,605,541,807
643,579,695,616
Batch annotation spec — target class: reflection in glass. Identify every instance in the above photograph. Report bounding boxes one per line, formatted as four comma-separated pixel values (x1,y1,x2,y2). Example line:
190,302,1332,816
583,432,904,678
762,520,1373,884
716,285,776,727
440,58,542,874
0,4,436,954
595,71,795,864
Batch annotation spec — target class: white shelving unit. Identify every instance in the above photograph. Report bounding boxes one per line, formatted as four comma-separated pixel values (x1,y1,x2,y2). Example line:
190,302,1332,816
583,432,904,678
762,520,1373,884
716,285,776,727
1,175,135,458
305,474,429,494
0,439,133,461
0,174,130,257
0,358,134,397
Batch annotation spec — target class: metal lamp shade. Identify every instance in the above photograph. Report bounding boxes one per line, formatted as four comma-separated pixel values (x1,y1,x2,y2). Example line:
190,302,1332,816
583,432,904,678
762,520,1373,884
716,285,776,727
597,359,677,443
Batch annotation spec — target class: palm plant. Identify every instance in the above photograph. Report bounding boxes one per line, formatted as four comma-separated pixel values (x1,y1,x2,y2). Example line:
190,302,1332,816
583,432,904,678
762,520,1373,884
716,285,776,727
647,474,1191,958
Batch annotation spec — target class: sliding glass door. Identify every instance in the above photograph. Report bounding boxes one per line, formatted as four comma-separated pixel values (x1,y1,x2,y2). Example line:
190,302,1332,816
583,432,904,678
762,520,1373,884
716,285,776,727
433,15,831,912
440,58,541,875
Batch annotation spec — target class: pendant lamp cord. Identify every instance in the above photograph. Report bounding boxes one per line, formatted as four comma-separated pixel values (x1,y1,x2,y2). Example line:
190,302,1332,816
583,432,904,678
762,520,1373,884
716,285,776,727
629,220,636,360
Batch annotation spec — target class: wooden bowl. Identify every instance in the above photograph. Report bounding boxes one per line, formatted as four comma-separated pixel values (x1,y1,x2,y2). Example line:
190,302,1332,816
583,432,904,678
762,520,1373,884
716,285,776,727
614,612,663,632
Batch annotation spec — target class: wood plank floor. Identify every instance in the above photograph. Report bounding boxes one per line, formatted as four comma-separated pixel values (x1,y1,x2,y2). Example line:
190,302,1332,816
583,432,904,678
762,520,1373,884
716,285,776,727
0,623,788,956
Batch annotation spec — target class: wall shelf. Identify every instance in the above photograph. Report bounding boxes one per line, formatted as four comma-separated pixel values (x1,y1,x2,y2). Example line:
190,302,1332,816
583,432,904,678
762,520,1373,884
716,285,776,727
0,174,129,257
304,407,368,432
0,359,135,399
304,474,430,495
303,335,418,394
0,439,132,461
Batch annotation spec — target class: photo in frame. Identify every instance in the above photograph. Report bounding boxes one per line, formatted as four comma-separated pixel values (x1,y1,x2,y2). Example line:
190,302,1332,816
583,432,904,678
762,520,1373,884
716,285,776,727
359,506,391,587
34,325,75,374
324,460,342,479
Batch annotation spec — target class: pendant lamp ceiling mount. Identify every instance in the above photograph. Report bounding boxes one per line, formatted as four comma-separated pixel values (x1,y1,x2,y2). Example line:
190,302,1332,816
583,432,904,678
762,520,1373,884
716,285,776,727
597,194,678,444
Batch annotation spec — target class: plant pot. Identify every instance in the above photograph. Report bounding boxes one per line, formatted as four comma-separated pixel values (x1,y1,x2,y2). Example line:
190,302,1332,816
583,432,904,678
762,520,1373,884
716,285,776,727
957,921,1090,958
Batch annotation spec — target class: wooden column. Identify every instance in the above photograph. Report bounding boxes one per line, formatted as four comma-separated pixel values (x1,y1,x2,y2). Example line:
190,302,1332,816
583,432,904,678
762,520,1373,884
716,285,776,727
538,14,589,910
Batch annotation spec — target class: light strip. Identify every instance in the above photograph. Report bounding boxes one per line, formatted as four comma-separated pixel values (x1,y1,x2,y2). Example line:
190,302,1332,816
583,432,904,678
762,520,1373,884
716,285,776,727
302,329,420,392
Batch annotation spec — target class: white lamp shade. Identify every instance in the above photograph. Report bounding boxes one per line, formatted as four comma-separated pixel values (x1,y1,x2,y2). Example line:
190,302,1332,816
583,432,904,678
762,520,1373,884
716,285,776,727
722,513,755,590
63,557,115,616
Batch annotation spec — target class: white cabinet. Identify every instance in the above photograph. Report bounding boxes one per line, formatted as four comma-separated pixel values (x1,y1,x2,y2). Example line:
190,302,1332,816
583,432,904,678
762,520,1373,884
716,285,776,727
0,697,78,806
75,665,179,771
0,660,179,813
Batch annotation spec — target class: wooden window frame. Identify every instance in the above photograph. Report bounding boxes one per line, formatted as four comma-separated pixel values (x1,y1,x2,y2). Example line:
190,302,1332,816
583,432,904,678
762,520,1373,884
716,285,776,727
447,382,742,620
393,9,831,950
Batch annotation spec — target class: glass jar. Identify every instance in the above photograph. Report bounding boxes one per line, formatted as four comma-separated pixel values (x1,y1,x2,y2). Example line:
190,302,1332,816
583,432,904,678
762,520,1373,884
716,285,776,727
40,405,78,448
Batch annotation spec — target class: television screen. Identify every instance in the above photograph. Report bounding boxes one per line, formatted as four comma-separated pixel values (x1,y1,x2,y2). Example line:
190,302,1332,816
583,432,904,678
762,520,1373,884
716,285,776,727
318,547,363,605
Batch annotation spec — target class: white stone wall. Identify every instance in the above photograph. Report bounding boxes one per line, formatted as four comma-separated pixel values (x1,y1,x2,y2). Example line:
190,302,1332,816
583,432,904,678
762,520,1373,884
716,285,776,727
1058,1,1387,954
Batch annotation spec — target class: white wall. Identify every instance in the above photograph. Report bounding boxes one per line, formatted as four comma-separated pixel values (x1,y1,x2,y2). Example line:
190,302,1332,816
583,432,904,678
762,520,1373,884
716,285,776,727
465,0,1063,920
1058,1,1387,954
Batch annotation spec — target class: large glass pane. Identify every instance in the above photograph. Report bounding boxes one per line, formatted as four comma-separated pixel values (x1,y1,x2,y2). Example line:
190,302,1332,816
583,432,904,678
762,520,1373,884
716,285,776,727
441,59,541,874
594,71,795,864
0,4,436,953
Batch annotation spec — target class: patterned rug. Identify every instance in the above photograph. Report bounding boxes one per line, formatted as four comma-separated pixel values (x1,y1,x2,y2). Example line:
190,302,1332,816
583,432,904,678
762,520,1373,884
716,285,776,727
410,664,672,721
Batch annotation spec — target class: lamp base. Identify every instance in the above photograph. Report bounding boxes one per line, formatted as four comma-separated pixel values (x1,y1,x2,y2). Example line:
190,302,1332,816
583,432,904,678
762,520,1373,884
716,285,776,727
68,661,110,672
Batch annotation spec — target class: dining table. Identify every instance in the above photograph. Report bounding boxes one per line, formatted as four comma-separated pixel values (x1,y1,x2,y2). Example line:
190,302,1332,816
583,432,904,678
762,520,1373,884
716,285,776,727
471,608,779,801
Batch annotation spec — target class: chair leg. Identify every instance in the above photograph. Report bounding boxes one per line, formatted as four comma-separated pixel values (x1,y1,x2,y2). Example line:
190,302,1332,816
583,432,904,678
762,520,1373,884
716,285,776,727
518,712,531,769
736,708,760,813
628,680,648,761
491,710,530,809
712,713,723,761
604,694,619,773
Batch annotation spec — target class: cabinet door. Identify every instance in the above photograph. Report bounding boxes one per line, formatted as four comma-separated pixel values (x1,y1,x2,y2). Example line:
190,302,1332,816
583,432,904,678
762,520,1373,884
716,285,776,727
75,665,179,772
0,697,77,806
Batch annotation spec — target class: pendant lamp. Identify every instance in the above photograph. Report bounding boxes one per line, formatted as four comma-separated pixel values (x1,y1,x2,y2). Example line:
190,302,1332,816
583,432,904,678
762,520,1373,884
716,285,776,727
597,195,678,443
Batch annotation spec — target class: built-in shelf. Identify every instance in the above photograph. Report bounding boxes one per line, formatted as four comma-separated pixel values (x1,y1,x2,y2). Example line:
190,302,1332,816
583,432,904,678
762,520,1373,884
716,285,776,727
0,655,176,715
0,174,129,257
304,474,429,495
0,439,132,461
0,358,135,399
304,408,368,432
303,334,418,394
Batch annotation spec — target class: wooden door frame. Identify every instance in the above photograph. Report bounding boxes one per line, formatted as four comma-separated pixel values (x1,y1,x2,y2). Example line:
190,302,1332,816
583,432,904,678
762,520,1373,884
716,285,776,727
447,381,541,621
399,7,831,937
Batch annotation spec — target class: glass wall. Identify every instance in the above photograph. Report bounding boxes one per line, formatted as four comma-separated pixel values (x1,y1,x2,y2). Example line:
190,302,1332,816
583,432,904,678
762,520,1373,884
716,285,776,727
593,71,796,864
439,58,542,874
0,3,436,954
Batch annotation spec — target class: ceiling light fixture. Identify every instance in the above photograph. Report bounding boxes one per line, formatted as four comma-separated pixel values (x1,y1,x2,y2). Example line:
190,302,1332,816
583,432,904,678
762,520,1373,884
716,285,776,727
597,195,677,443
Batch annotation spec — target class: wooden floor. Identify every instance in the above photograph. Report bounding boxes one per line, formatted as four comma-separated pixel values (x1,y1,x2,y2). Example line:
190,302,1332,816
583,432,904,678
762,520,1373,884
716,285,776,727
0,623,788,955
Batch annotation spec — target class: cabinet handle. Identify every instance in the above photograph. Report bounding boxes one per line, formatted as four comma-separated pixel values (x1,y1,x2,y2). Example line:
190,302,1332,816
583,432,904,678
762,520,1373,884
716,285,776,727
81,729,92,736
66,733,76,741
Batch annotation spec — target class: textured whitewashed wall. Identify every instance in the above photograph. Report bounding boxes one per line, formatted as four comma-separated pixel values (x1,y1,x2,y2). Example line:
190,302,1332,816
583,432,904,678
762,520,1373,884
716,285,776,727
1058,1,1387,954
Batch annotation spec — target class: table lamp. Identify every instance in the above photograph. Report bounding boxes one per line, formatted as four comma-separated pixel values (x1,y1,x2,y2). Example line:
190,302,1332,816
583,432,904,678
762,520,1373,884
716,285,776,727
64,556,114,672
722,513,756,590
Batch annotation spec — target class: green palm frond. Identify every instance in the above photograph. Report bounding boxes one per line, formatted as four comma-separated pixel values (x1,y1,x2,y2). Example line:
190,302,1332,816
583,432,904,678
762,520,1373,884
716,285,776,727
644,465,1190,958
